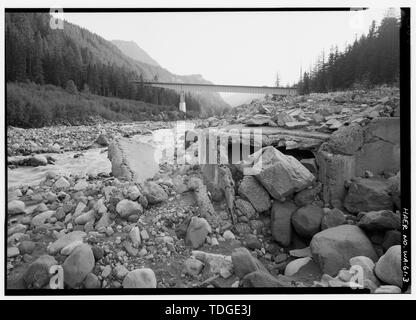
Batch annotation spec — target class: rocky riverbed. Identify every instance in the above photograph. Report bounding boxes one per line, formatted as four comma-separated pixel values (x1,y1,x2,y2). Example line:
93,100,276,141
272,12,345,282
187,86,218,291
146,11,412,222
6,87,405,292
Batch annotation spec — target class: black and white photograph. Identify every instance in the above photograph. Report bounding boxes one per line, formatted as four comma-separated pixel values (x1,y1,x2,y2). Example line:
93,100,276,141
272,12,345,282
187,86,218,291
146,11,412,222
2,1,412,300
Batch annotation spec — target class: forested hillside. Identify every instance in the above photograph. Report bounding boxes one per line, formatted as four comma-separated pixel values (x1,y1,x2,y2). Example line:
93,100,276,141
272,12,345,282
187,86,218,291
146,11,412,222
298,15,400,93
7,82,195,128
5,12,229,127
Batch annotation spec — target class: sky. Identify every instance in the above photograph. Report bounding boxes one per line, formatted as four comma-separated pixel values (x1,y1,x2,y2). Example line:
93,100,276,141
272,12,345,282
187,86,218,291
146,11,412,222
64,8,398,87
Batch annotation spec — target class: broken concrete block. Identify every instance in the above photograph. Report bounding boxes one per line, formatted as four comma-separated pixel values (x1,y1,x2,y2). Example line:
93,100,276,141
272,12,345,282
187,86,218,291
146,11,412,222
249,146,314,199
316,146,356,205
108,138,159,183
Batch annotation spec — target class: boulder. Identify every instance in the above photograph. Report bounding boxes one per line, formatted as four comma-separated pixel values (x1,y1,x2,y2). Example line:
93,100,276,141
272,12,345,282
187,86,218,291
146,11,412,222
116,199,143,218
273,111,294,127
74,210,95,225
129,226,142,246
122,268,157,288
294,185,321,206
387,172,401,209
375,285,402,294
249,146,314,199
284,257,312,276
291,205,323,238
238,176,271,212
28,155,48,167
326,124,365,155
8,200,25,215
108,138,159,183
96,133,110,146
375,245,402,287
357,210,400,231
321,207,346,230
185,217,211,249
143,181,168,205
310,225,378,276
235,198,256,220
382,230,401,251
54,177,70,189
62,244,95,288
83,273,101,289
231,247,267,278
23,255,58,289
270,201,297,247
192,251,233,278
344,178,393,214
47,231,86,255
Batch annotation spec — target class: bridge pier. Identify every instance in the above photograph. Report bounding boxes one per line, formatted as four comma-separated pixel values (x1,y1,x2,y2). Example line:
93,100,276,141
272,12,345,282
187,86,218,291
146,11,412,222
179,91,186,113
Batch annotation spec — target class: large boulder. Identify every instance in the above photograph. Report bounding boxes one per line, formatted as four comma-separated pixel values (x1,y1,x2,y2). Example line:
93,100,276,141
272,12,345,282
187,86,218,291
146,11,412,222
270,201,297,247
62,244,95,288
122,268,157,288
185,217,211,249
357,210,400,231
326,124,365,155
238,176,271,212
291,205,323,238
375,245,402,287
108,138,159,183
344,178,393,214
143,181,168,205
310,225,378,276
248,146,314,199
23,255,58,289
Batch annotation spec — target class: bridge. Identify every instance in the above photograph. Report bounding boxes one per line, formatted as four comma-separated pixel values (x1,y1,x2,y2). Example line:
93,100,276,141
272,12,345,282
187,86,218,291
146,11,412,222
130,81,298,112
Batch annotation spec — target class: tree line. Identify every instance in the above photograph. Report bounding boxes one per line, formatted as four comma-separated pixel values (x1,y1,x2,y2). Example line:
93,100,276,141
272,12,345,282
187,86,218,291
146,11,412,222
297,14,400,94
5,12,204,127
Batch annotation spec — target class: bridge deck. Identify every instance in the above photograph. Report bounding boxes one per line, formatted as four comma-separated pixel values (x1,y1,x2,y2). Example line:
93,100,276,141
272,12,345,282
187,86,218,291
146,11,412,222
131,81,297,95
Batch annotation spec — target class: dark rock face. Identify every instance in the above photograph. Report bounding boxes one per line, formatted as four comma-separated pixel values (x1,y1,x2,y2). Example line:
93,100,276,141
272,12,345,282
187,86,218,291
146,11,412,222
344,178,393,214
291,205,324,238
357,210,400,231
271,201,298,247
310,225,378,276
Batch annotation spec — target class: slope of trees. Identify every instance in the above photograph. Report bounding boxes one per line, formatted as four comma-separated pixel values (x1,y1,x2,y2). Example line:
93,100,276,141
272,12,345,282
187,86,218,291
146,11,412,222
298,15,400,94
5,12,207,126
7,82,196,128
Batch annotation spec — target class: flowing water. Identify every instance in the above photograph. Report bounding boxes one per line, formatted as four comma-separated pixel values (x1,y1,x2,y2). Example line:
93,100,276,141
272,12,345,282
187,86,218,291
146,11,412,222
7,122,196,188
